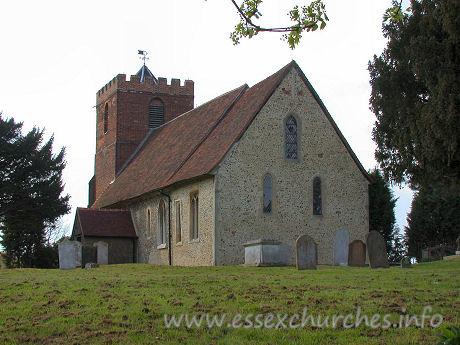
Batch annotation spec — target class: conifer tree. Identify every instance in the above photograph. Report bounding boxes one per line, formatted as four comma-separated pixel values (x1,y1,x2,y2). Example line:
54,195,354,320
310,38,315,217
0,115,70,267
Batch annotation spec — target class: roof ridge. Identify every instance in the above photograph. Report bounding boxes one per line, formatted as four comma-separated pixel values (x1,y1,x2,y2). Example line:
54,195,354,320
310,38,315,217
166,84,249,183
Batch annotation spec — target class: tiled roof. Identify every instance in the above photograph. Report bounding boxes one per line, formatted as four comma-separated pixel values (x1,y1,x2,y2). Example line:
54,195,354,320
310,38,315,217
76,208,137,238
93,61,370,208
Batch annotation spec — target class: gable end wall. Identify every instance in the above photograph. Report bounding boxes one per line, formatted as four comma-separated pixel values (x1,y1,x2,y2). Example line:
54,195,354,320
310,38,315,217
214,68,369,265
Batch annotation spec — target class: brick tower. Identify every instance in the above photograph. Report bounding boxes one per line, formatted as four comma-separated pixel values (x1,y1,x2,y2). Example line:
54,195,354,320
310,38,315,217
89,65,194,206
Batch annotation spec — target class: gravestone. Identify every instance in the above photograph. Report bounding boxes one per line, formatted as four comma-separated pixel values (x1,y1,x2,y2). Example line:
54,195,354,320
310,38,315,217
296,235,317,270
456,236,460,255
58,238,77,270
334,229,349,266
348,240,366,267
95,241,108,265
366,231,389,268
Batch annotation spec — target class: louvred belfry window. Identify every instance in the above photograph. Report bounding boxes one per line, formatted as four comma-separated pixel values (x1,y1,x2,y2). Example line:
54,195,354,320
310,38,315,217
149,100,164,129
285,116,298,159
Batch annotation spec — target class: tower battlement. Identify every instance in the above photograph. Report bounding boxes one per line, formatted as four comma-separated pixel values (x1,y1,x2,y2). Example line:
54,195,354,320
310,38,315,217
90,67,195,206
97,74,194,100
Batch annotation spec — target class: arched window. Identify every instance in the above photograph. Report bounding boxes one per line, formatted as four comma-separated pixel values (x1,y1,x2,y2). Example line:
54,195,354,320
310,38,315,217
175,200,182,243
158,200,166,245
103,103,109,134
263,174,272,213
313,177,322,215
190,193,199,240
149,99,165,129
285,116,298,159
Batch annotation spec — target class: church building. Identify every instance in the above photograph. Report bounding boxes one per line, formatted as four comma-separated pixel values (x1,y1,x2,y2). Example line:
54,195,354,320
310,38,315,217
71,61,371,266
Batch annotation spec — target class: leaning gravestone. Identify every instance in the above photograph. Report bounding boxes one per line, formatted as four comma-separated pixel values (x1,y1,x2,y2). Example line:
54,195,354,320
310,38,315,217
366,231,389,268
348,240,366,267
58,238,77,270
95,241,108,265
296,235,317,270
334,229,349,266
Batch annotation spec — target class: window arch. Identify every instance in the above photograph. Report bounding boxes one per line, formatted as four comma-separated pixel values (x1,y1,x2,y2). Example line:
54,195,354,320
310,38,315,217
103,103,109,134
190,193,199,240
149,99,165,129
158,200,166,246
285,116,298,159
263,174,272,213
313,177,322,215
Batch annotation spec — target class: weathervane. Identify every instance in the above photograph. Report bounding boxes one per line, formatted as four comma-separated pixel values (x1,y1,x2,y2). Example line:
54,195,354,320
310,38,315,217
138,50,149,66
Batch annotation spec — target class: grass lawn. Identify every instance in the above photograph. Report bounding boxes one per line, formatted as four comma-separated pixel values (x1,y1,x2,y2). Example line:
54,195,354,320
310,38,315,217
0,259,458,345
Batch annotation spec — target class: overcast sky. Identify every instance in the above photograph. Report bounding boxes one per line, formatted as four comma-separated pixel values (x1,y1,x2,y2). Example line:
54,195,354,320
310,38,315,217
0,0,413,235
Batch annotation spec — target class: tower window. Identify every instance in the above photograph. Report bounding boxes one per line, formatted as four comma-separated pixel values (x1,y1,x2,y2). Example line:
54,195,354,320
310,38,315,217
313,177,322,215
263,174,272,213
149,99,164,129
103,103,109,134
190,193,199,240
285,116,298,159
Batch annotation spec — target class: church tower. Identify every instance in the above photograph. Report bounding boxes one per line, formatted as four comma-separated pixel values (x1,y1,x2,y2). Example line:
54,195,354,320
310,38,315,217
89,65,194,206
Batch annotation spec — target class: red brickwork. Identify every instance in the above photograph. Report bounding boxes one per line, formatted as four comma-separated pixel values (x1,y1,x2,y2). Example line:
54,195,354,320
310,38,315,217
91,73,194,204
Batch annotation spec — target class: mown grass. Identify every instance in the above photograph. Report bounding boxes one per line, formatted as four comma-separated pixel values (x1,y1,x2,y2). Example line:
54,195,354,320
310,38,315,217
0,259,458,345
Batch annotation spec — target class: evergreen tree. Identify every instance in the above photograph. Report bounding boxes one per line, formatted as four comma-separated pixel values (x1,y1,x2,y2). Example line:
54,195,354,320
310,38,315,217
368,0,460,189
0,115,70,267
369,0,459,254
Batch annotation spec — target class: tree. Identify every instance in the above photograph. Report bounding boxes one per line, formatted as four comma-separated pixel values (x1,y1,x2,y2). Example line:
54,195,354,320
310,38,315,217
368,0,460,189
0,115,70,268
368,168,404,261
228,1,409,49
405,183,460,260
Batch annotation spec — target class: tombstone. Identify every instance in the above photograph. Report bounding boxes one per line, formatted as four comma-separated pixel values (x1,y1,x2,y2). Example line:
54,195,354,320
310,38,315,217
366,231,389,268
296,235,317,270
334,229,349,266
58,238,77,270
95,241,108,265
348,240,366,267
243,239,290,266
456,236,460,255
73,241,82,268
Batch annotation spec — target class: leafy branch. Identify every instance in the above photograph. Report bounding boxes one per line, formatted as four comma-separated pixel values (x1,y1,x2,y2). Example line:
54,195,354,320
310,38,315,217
229,0,329,49
383,0,411,23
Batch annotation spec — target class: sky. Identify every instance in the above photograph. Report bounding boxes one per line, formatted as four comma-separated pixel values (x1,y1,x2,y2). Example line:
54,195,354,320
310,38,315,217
0,0,413,235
